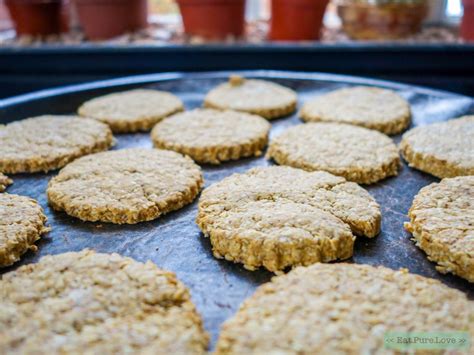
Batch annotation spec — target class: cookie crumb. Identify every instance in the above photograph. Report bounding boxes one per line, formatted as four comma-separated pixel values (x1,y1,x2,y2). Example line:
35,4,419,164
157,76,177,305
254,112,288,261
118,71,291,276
229,75,245,86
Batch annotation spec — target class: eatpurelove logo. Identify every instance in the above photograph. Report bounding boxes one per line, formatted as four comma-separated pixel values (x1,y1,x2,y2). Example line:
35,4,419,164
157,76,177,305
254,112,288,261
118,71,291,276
384,332,470,351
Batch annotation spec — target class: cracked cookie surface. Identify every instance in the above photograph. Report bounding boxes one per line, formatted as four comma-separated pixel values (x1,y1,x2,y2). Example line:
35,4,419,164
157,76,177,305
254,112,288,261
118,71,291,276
197,166,380,272
151,108,270,164
204,76,297,119
215,263,473,354
0,193,49,267
267,122,400,184
0,173,12,192
400,115,474,178
47,148,203,224
0,115,114,174
300,86,411,135
78,89,184,133
0,249,209,354
405,176,474,282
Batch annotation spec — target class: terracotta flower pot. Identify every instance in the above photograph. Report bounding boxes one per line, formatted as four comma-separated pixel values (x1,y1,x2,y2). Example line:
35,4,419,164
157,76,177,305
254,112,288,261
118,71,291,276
177,0,245,40
74,0,148,40
270,0,330,41
461,0,474,41
5,0,62,36
60,0,70,32
0,0,13,31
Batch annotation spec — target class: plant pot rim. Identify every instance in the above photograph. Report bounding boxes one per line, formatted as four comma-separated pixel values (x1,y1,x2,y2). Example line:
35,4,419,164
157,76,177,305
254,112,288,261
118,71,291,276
337,2,427,9
272,0,329,4
75,0,138,4
5,0,61,3
177,0,244,4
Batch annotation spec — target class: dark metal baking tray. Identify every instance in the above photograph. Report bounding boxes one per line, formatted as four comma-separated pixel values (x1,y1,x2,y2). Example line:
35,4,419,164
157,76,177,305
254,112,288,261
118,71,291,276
1,71,473,348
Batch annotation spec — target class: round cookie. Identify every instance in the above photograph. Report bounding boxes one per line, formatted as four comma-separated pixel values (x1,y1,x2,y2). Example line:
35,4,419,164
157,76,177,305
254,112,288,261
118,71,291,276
0,193,49,267
267,122,400,184
300,86,411,135
151,108,271,164
0,115,114,174
215,263,473,354
47,148,203,224
405,176,474,282
0,173,12,192
204,75,297,119
78,89,184,133
400,115,474,178
0,250,209,354
197,166,380,273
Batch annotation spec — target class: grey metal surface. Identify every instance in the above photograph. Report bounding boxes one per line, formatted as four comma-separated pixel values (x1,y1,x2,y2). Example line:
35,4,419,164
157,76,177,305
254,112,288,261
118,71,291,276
1,71,473,349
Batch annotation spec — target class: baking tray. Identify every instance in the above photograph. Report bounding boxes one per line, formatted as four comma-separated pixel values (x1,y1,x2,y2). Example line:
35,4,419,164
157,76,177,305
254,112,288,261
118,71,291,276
1,71,473,348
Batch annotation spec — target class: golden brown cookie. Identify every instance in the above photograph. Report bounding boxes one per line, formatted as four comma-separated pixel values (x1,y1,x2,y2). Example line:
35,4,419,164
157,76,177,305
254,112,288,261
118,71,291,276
300,86,411,135
400,115,474,178
0,173,12,192
204,75,297,119
0,115,114,174
47,148,203,224
215,263,474,354
197,166,380,272
267,122,400,184
78,89,184,133
0,249,209,354
405,176,474,282
151,108,270,164
0,193,49,267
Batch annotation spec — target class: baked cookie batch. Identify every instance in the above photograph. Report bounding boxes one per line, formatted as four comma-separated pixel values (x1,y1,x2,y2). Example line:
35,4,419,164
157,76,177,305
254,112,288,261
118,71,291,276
0,75,473,354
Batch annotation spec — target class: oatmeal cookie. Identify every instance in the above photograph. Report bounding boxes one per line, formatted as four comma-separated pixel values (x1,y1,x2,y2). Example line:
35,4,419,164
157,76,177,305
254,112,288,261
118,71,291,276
47,148,203,224
400,115,474,178
204,75,297,119
151,108,270,164
197,166,380,272
267,122,400,184
0,115,114,174
0,250,209,354
0,193,49,267
215,263,473,354
78,89,184,133
406,176,474,282
300,86,411,135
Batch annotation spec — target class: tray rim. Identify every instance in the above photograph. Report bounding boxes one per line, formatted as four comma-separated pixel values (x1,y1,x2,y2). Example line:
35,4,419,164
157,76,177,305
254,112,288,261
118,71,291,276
1,43,474,53
1,70,472,112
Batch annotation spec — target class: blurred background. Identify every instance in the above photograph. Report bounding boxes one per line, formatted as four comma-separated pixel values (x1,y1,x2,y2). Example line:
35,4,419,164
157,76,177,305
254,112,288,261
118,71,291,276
0,0,473,98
